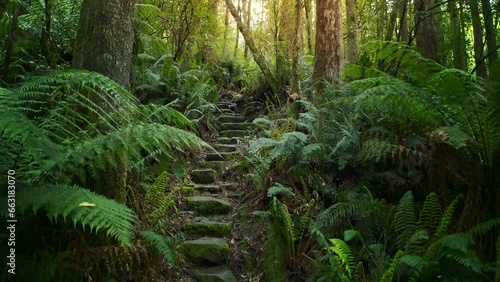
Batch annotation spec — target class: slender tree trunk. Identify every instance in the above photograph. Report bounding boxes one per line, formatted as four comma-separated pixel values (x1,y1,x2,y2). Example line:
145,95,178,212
481,0,499,73
385,0,398,41
397,0,409,42
314,0,344,87
304,0,313,55
223,5,229,55
291,0,302,95
346,0,358,62
233,0,241,58
469,0,487,79
447,0,466,70
244,0,251,59
1,3,20,82
225,0,281,94
73,0,135,203
41,0,56,68
414,0,439,61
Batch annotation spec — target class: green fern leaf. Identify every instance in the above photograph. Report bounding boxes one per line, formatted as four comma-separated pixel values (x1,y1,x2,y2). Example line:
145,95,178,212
139,230,177,265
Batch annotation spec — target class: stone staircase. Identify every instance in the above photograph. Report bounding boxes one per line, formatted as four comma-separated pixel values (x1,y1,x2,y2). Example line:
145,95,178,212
180,102,250,282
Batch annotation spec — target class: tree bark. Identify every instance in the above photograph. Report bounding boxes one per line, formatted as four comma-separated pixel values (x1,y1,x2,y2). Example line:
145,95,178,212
73,0,135,90
225,0,281,95
469,0,487,79
1,2,20,82
447,0,466,70
481,0,499,74
222,5,229,55
291,0,302,95
314,0,344,86
385,0,398,41
72,0,135,203
304,0,313,55
41,0,56,68
244,0,251,59
346,0,358,62
414,0,439,61
397,0,409,42
233,0,241,58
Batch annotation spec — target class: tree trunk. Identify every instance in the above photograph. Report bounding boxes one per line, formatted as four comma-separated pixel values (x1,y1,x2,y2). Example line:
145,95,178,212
346,0,358,62
291,0,302,95
72,0,135,203
414,0,439,61
314,0,344,86
1,2,20,82
469,0,487,79
397,0,409,42
481,0,499,74
244,0,251,59
41,0,56,68
447,0,466,70
233,0,241,58
222,5,229,55
304,0,313,55
385,0,398,41
225,0,281,95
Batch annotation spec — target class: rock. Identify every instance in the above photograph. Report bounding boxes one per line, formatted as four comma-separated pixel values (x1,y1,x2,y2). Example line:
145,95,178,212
216,137,240,145
197,161,226,173
220,130,246,138
191,169,217,184
193,267,237,282
213,144,237,153
183,221,232,237
220,183,238,191
180,238,230,265
187,196,232,215
194,185,223,193
220,122,250,131
206,152,238,162
219,115,245,123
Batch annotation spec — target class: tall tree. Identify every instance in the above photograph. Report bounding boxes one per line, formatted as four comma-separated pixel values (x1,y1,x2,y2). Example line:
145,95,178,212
414,0,439,61
291,0,302,95
481,0,499,74
314,0,344,85
469,0,487,79
72,0,135,202
244,0,251,59
346,0,358,62
397,0,409,42
304,0,313,55
225,0,281,94
447,0,467,70
233,0,241,58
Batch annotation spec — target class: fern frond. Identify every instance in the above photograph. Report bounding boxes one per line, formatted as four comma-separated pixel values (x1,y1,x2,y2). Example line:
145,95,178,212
434,194,463,239
138,230,178,265
395,191,417,250
15,184,135,245
329,238,355,278
380,250,404,282
267,183,295,198
417,192,442,234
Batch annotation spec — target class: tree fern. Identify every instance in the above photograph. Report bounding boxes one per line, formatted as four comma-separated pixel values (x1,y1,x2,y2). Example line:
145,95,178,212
417,192,442,234
394,191,417,250
10,184,136,245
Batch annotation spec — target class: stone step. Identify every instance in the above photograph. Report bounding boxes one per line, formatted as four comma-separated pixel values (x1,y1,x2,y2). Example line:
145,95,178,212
180,237,230,265
219,109,234,115
216,137,240,145
220,130,246,138
193,184,224,194
213,144,237,153
183,219,232,237
217,103,236,111
187,196,232,215
220,122,250,131
191,169,217,184
197,161,226,174
219,115,245,123
220,183,238,191
192,266,237,282
206,152,238,162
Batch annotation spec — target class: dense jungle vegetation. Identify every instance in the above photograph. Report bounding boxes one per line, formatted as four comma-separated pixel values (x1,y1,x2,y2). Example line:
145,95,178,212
0,0,499,281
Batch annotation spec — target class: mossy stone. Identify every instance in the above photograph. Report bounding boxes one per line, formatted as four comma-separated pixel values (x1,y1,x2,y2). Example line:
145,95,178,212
219,115,245,123
183,221,232,237
213,144,237,152
197,161,226,173
191,169,217,184
220,130,246,138
220,122,250,131
206,152,237,162
193,266,237,282
187,196,232,215
216,137,240,145
180,238,229,265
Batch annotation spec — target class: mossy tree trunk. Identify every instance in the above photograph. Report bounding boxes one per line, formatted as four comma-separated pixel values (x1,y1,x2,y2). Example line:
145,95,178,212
291,0,302,96
414,0,439,61
314,0,344,87
346,0,358,62
72,0,135,203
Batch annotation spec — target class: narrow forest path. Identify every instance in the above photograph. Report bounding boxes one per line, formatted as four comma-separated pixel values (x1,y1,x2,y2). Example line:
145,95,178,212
179,101,251,282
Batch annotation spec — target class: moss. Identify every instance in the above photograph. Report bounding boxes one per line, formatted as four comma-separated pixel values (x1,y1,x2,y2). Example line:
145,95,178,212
181,185,193,196
187,196,232,215
219,130,246,138
180,238,230,265
190,169,217,184
183,221,232,237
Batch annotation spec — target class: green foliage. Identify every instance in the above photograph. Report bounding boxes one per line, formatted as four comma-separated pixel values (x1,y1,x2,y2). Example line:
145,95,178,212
145,171,179,223
329,238,356,279
138,230,179,265
9,184,136,245
395,191,417,250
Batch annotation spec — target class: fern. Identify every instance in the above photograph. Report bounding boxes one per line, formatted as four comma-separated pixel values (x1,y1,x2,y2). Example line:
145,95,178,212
329,238,356,279
267,182,295,198
394,191,417,250
380,250,404,282
434,194,463,239
145,171,179,222
417,192,442,234
11,184,136,245
138,230,178,265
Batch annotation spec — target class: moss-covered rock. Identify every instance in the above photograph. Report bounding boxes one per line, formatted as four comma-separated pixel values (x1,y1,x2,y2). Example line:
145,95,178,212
219,115,244,123
193,266,237,282
220,122,250,131
216,137,240,145
219,130,246,138
180,238,230,265
206,152,237,162
187,196,232,215
191,169,217,184
183,221,232,237
213,144,237,152
197,161,226,173
194,184,223,194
